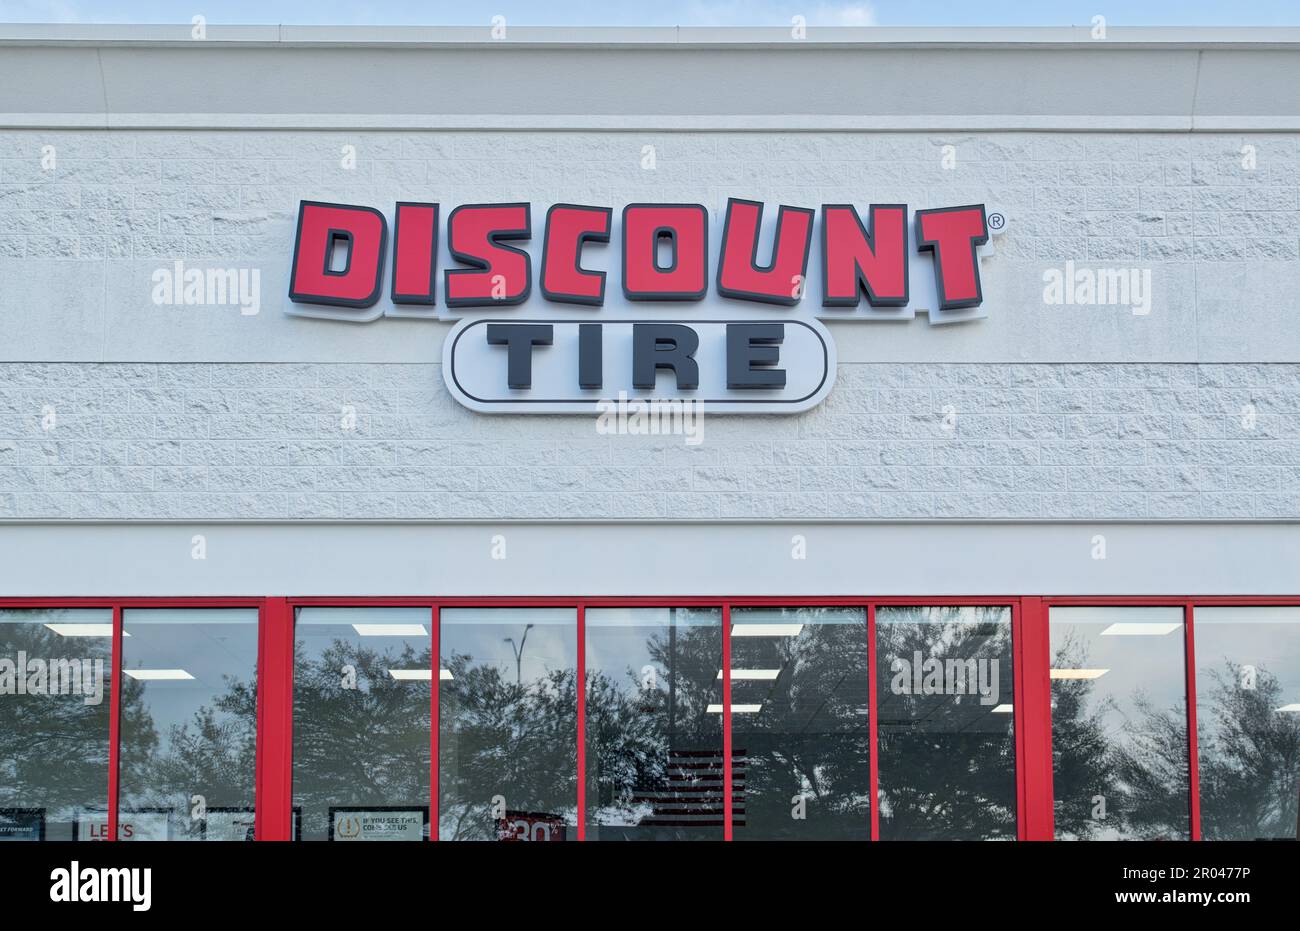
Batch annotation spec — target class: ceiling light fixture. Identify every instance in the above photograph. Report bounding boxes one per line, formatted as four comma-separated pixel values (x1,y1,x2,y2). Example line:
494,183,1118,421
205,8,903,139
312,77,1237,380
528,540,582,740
731,624,803,637
1049,668,1109,680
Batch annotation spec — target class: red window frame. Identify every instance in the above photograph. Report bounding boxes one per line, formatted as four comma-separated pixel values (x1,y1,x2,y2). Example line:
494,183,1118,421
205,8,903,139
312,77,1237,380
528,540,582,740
3,593,1295,841
1040,596,1300,841
285,595,1027,842
0,597,266,843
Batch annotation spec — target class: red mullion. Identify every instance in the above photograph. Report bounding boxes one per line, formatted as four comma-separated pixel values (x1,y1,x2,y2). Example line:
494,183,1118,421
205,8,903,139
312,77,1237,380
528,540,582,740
1017,596,1054,840
106,605,122,843
1012,600,1026,839
431,604,439,842
1184,602,1202,841
576,603,586,841
255,597,295,840
722,603,732,841
255,602,268,839
866,604,879,841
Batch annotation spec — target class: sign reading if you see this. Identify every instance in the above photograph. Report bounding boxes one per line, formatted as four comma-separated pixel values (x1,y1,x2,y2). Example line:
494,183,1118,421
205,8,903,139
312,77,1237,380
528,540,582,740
285,198,995,413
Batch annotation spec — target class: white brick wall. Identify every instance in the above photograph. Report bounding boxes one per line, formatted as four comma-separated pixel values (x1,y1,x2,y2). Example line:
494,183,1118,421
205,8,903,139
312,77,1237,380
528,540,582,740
1,130,1295,266
1,128,1298,520
0,361,1298,520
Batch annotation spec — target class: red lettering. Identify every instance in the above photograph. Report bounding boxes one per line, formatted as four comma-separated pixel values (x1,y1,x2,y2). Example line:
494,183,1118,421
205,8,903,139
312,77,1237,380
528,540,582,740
288,201,387,308
915,204,989,309
717,198,814,306
444,203,532,307
391,201,439,305
621,204,708,301
820,203,908,307
541,204,612,306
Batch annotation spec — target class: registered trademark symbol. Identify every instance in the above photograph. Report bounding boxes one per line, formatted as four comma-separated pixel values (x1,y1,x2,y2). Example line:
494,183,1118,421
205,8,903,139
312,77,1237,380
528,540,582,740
988,212,1005,231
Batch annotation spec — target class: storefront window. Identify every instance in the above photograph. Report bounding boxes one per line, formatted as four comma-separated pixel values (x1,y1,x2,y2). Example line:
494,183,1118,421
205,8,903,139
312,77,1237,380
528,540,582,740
293,607,431,841
0,608,112,842
876,605,1016,840
116,608,259,841
1194,606,1300,841
438,607,577,841
584,607,723,840
729,606,871,840
1050,606,1189,840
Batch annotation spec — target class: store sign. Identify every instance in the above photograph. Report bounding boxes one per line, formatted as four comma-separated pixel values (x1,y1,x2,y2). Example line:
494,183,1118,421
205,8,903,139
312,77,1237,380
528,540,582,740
286,198,993,413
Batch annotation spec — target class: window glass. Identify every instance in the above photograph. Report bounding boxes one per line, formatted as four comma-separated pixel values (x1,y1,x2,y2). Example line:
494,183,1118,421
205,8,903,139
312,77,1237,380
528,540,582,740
876,605,1016,839
439,607,577,841
584,607,723,840
1049,606,1189,840
118,608,259,841
293,607,431,841
0,608,112,841
729,606,870,840
1194,606,1300,841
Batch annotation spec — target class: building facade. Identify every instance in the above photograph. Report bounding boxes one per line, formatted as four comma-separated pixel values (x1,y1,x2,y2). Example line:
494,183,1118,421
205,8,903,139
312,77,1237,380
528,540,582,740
0,25,1298,842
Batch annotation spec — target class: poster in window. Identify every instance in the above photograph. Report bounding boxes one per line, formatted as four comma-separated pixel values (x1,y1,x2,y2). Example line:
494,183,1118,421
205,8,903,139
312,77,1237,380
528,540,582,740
75,808,171,841
497,810,567,842
328,807,427,841
0,808,44,841
201,806,302,840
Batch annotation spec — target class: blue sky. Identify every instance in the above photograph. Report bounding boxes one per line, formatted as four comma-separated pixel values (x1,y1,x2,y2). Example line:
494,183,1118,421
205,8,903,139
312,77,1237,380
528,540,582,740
3,0,1300,27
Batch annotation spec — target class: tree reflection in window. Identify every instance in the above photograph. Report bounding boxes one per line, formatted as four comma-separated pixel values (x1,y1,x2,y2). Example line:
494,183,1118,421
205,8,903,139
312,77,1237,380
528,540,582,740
439,608,577,841
585,608,723,840
730,606,871,840
1194,607,1300,841
0,609,113,841
876,606,1016,840
293,608,431,841
1050,606,1189,840
118,609,259,840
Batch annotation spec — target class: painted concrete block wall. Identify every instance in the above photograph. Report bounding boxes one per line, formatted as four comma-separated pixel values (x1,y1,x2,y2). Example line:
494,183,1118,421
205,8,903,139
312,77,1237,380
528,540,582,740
0,129,1298,520
1,360,1299,520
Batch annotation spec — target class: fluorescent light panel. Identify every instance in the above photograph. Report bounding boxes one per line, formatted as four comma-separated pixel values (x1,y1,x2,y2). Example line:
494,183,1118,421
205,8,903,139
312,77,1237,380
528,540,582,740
707,703,763,713
45,624,127,637
715,669,781,681
1050,668,1110,680
353,624,428,636
1099,622,1180,636
124,669,193,681
991,704,1014,713
1276,703,1300,713
388,669,454,681
731,624,804,638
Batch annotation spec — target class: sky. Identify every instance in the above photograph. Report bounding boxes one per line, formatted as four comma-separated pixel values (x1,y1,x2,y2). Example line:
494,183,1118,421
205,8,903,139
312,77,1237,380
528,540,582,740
2,0,1300,27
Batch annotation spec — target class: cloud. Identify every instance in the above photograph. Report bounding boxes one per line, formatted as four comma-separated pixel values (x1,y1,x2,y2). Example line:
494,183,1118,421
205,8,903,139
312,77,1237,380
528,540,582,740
683,1,877,27
811,3,877,26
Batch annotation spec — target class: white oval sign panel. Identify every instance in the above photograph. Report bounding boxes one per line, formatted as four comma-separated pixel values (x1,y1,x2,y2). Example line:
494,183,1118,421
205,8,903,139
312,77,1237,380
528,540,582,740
443,317,836,414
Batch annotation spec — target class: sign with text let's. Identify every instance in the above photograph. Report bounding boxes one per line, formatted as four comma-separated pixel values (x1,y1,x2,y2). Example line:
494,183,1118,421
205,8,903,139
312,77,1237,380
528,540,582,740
286,198,993,413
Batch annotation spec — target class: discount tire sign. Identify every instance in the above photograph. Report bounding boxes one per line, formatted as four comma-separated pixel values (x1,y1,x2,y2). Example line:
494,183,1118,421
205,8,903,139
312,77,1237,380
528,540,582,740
285,198,994,413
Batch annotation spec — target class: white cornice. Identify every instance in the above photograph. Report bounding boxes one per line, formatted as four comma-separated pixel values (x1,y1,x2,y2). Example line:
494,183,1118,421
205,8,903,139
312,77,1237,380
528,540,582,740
0,25,1297,132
